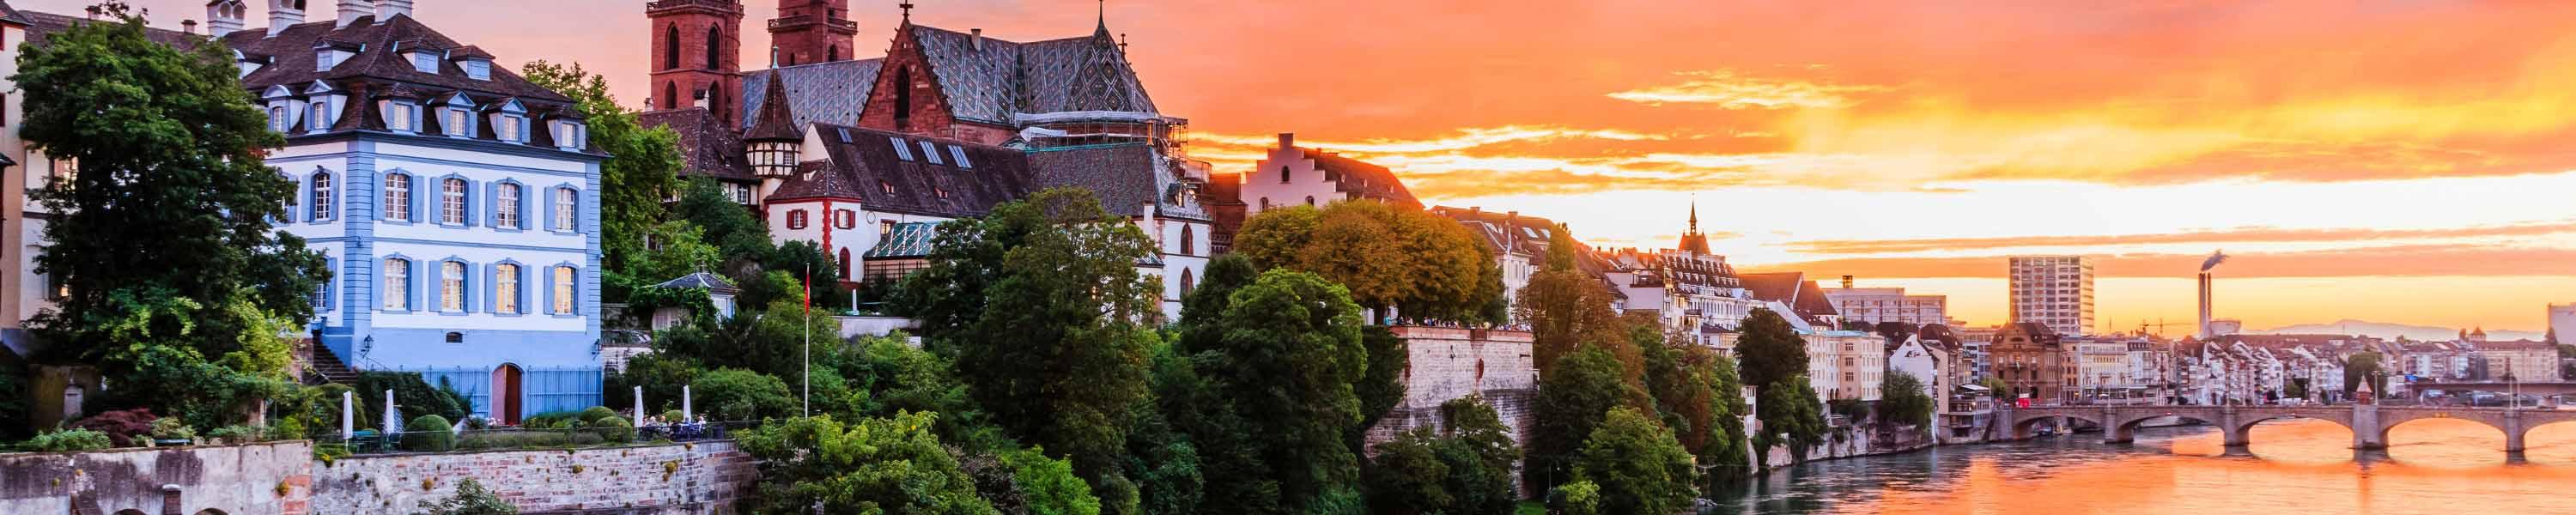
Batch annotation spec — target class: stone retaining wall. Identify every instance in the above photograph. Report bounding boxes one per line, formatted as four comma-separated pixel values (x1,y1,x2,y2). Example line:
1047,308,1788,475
0,439,755,515
310,440,756,514
0,440,316,515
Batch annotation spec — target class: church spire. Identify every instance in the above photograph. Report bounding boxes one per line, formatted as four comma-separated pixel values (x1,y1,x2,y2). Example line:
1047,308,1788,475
1678,198,1712,255
1096,0,1112,37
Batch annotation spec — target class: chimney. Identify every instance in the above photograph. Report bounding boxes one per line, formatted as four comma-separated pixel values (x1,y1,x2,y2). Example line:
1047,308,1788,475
183,20,199,34
376,0,414,20
207,1,245,38
1278,132,1295,149
267,0,306,36
2197,272,2213,339
971,28,984,51
336,0,371,27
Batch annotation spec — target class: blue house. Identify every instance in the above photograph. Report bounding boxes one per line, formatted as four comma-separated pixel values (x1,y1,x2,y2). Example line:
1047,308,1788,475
217,2,601,423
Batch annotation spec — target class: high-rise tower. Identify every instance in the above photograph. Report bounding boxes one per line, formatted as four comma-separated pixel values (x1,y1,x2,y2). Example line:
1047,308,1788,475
770,0,857,67
647,0,746,121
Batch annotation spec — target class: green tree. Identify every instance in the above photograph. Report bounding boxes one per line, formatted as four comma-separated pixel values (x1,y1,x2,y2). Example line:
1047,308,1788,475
1230,202,1500,324
1361,429,1454,515
1198,270,1371,512
1004,447,1105,515
1880,371,1935,429
1515,226,1623,371
902,188,1158,474
16,3,323,427
735,413,1000,514
1756,375,1828,464
1571,408,1697,515
1734,308,1808,389
1668,342,1747,476
1528,346,1640,492
1354,325,1409,445
521,61,680,276
691,368,796,421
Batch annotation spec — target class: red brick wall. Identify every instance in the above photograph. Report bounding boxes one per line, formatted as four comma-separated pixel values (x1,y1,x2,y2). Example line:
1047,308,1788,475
772,0,855,67
647,3,745,119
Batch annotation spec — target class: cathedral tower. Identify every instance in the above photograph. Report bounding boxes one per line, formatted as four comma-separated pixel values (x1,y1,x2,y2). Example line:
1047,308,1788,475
770,0,857,67
647,0,746,121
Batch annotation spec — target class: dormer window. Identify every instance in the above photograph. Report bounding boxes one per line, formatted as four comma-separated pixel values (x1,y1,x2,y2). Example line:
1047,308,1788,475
444,108,470,137
385,101,416,132
308,100,332,132
410,52,440,74
269,106,291,132
552,121,587,149
314,49,336,71
464,59,491,81
495,116,522,142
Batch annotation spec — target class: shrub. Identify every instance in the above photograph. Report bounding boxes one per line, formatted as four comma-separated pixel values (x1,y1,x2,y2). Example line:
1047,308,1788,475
29,428,113,452
270,417,308,440
521,411,582,430
72,408,157,445
588,416,635,444
404,415,456,451
150,417,197,442
578,406,622,425
454,430,572,451
660,409,685,422
418,477,519,515
207,425,264,444
1547,480,1601,515
694,368,795,421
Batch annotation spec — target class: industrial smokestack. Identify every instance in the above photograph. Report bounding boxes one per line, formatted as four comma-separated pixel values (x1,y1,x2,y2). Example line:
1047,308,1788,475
2200,250,2229,272
2198,272,2213,339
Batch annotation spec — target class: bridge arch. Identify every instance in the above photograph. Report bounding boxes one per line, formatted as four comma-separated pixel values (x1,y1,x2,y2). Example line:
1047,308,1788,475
2008,411,2104,439
2376,410,2509,446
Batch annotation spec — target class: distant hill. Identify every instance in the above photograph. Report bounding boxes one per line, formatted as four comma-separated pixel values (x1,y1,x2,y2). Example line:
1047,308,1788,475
2251,319,2544,342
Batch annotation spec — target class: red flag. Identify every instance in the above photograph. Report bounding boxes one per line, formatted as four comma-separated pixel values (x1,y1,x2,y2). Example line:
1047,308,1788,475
802,268,812,314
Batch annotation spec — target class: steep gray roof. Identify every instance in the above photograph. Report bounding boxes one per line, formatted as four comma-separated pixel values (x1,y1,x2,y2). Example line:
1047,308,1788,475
740,58,881,130
1027,143,1206,221
908,24,1157,124
781,124,1036,218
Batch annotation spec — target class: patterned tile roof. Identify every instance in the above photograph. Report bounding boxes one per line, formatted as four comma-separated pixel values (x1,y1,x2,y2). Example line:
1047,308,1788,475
0,1,30,26
1028,143,1208,221
743,71,803,142
864,222,941,258
640,107,753,180
740,58,881,130
907,24,1158,124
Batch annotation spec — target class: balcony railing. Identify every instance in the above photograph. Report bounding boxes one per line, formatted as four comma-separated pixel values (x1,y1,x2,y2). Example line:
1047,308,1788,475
768,15,860,30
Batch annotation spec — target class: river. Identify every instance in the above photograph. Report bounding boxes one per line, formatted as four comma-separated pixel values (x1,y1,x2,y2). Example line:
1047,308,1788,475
1707,418,2576,514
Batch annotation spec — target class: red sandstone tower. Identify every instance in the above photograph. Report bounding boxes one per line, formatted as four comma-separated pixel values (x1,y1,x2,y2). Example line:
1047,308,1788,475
646,0,747,121
769,0,858,67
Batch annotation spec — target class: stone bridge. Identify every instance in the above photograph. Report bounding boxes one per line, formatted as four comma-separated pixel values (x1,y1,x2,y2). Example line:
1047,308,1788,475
2001,404,2576,451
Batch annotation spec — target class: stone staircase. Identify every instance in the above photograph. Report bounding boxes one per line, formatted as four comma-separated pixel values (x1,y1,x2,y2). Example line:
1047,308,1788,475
307,342,360,385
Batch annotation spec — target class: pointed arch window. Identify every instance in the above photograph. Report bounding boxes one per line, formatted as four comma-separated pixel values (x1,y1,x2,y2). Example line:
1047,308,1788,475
1180,225,1194,256
893,67,913,128
662,82,678,111
663,24,681,70
1279,167,1291,184
837,248,853,278
706,26,723,70
1180,269,1195,297
828,45,839,62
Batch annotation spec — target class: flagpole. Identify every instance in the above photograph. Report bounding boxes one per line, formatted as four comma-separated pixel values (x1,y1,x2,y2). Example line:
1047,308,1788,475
803,264,812,418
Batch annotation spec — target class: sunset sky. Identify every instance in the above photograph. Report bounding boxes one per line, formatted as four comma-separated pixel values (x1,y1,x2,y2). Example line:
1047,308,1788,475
43,0,2576,333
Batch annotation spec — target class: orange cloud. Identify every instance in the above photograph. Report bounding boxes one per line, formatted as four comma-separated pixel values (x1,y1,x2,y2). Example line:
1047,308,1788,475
1607,69,1890,109
1787,221,2576,255
1742,245,2576,279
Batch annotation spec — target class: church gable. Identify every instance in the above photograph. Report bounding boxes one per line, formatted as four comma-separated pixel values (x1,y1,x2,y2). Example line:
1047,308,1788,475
857,25,971,139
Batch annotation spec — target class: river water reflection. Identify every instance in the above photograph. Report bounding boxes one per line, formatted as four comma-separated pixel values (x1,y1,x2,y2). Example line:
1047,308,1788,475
1709,418,2576,514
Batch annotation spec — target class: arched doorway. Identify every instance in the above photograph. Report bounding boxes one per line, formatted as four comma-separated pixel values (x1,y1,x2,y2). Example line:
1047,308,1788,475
491,363,525,425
